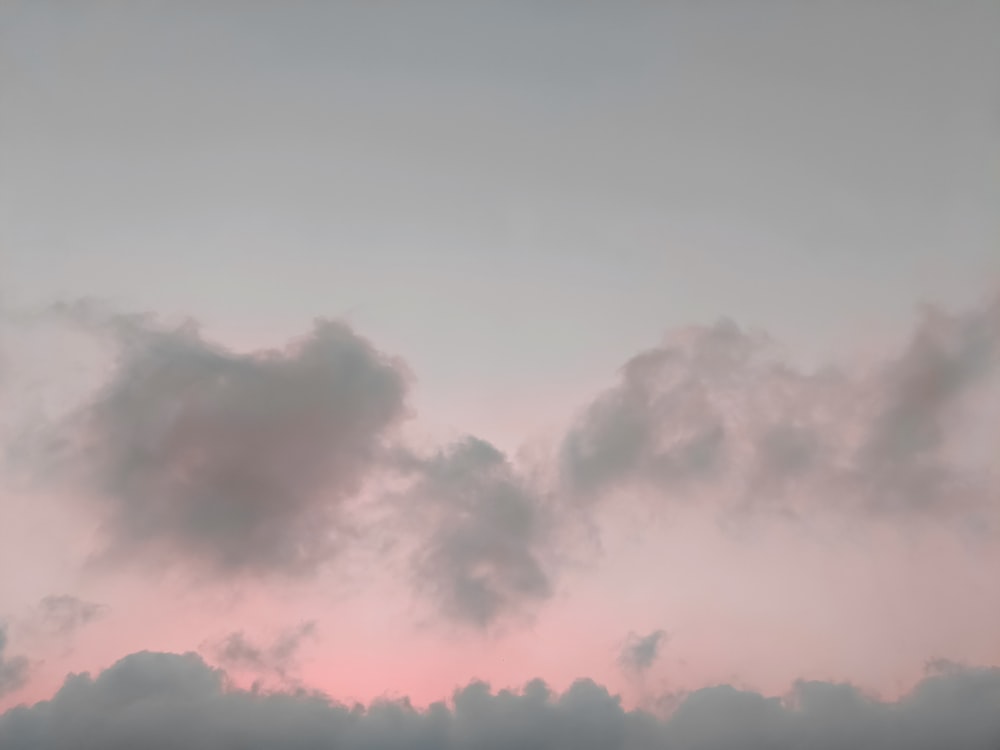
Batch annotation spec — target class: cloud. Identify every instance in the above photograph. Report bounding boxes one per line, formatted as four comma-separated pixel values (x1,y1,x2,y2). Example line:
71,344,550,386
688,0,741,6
405,436,553,628
25,303,559,627
41,306,410,578
560,320,747,499
210,621,317,681
15,294,1000,631
34,596,107,638
0,626,28,698
561,295,1000,522
2,650,1000,750
619,630,667,673
857,298,1000,512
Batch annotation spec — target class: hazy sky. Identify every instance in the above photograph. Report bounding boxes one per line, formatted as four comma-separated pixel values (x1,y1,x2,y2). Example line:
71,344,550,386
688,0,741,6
1,2,999,749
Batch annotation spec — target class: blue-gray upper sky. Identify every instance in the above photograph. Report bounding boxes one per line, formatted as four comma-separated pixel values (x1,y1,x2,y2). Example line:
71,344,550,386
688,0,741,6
3,0,999,439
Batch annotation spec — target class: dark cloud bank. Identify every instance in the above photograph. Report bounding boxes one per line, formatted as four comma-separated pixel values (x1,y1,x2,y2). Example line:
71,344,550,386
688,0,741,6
1,651,999,750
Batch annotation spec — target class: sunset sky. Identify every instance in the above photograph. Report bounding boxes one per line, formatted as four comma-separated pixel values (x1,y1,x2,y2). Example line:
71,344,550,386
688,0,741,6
1,2,1000,748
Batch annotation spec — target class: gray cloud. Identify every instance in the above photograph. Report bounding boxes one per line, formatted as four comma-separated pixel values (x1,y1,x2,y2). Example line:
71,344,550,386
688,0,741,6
0,626,28,698
406,436,553,629
562,296,1000,521
43,306,410,577
211,621,316,681
619,630,667,673
17,294,1000,628
25,304,560,627
2,650,1000,750
35,596,107,638
561,319,755,499
857,299,1000,513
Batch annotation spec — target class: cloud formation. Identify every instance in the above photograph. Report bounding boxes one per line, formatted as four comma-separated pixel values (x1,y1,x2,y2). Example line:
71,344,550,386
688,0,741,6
0,627,28,698
619,630,667,673
857,299,1000,513
210,621,317,681
24,304,561,627
15,293,1000,630
34,596,107,638
406,437,553,628
562,296,1000,522
1,651,999,750
46,308,410,577
561,319,748,499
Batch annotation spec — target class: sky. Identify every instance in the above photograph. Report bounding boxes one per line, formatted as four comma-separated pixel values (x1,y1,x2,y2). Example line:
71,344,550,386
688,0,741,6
1,1,1000,748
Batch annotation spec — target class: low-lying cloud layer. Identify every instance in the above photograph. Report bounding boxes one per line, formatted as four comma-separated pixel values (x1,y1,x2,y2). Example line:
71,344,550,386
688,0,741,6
1,650,998,750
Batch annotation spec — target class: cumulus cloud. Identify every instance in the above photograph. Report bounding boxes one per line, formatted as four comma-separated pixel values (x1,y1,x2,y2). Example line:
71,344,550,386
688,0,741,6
24,303,559,627
857,299,1000,512
561,296,1000,522
2,650,1000,750
619,630,667,673
405,436,553,628
16,294,1000,630
561,320,746,499
34,596,107,638
0,626,28,698
210,621,317,681
43,306,410,577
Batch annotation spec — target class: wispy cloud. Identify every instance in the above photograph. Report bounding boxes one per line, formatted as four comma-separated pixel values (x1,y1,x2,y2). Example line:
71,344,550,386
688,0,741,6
0,626,28,698
209,621,317,684
35,595,107,638
562,295,1000,525
619,629,667,674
